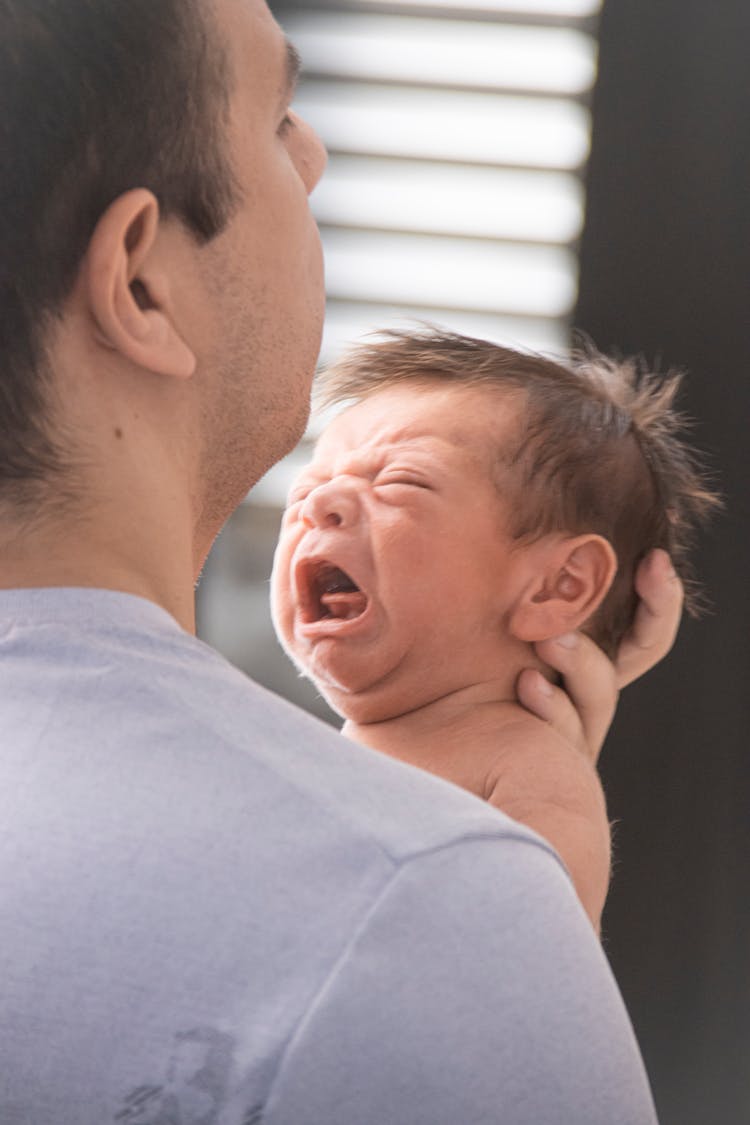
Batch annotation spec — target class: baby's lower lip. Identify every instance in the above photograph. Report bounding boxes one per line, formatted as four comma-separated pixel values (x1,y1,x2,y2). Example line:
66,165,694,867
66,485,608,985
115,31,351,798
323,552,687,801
296,598,375,640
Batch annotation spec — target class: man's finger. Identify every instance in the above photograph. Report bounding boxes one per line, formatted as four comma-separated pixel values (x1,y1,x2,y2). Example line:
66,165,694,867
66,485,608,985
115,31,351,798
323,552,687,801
516,668,586,753
616,549,684,688
519,550,683,759
530,632,619,762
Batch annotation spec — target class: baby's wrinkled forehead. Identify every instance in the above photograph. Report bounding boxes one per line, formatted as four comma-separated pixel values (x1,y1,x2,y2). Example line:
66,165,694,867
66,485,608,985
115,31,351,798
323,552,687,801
313,379,524,464
282,381,527,529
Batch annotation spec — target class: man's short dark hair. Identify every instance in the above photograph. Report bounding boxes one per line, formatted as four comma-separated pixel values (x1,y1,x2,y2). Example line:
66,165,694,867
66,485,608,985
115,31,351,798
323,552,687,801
0,0,238,502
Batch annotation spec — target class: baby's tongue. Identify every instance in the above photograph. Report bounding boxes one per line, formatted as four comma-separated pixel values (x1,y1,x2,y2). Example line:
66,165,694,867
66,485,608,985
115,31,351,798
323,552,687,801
320,591,368,620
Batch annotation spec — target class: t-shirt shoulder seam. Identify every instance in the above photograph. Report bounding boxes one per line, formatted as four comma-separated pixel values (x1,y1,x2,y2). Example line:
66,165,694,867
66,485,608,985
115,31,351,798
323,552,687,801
259,832,567,1118
395,825,565,872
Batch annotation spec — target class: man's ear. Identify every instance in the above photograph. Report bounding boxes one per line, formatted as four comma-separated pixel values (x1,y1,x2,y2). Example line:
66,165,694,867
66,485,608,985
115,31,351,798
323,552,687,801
509,535,618,643
84,188,196,379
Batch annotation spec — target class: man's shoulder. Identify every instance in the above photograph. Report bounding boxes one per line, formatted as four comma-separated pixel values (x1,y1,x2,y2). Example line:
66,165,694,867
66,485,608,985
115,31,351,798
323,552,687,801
0,585,559,870
129,609,560,870
1,589,657,1125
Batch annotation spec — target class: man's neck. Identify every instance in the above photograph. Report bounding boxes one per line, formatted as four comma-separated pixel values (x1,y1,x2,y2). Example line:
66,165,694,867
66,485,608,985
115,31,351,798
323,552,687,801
0,484,202,634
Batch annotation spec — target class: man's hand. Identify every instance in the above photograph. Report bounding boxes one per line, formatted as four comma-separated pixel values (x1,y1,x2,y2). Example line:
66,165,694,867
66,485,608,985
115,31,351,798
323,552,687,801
516,549,684,762
495,549,683,932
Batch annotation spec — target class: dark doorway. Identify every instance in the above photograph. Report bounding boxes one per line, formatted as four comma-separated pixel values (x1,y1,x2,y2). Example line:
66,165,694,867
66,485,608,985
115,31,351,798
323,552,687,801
576,3,750,1122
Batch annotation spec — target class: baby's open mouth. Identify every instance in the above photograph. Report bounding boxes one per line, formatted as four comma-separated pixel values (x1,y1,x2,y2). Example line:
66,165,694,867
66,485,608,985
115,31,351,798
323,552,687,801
302,561,369,623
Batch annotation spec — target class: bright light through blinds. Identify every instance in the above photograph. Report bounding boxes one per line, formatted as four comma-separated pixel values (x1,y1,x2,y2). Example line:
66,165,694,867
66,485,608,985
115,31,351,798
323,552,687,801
297,87,590,168
291,17,597,94
367,0,602,15
312,160,583,242
248,0,602,506
322,231,576,317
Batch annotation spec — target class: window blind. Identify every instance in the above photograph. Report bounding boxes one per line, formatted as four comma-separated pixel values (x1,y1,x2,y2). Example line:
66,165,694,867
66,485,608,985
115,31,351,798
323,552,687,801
252,0,602,502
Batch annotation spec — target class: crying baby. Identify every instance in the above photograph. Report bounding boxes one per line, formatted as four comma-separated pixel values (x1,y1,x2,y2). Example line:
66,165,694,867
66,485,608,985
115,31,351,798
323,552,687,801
270,326,717,929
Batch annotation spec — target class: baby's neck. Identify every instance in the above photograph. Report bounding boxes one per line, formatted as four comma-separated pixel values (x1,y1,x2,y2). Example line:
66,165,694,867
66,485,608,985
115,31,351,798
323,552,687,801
341,684,527,799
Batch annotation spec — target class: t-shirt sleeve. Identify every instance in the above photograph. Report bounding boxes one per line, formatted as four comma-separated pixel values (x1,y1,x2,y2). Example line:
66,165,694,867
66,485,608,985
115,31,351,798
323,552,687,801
263,836,658,1125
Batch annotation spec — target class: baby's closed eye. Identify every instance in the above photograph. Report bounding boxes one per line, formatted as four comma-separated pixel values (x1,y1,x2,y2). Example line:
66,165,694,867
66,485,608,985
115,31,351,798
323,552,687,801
374,471,433,490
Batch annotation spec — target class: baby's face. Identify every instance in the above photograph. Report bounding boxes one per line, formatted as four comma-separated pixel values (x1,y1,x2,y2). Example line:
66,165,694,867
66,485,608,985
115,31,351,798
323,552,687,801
271,381,528,723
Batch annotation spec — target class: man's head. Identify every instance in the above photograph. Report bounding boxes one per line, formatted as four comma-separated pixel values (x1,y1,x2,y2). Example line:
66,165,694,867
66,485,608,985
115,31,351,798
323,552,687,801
0,0,325,541
271,328,718,722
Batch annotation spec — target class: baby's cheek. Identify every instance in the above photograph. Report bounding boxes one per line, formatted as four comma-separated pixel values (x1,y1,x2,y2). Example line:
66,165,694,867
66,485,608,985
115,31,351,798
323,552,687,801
269,549,292,633
270,595,295,658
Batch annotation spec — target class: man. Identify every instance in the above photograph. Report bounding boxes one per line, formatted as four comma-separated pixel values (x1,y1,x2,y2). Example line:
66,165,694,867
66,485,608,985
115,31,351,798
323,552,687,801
0,1,681,1122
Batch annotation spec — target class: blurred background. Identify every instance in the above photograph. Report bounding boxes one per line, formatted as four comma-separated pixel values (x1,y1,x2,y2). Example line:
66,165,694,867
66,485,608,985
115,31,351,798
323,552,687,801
196,1,750,1121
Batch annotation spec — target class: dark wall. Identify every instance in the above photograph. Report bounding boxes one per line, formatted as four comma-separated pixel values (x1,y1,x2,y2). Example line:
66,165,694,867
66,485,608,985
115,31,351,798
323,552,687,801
575,3,750,1122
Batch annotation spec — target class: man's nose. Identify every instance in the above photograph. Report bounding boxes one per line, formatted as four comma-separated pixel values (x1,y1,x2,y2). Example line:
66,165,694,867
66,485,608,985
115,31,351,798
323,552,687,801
300,478,360,529
293,111,328,195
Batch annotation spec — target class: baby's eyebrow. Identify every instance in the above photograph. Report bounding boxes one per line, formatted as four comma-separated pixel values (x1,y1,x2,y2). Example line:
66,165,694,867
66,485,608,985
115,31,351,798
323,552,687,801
351,432,444,457
376,435,456,461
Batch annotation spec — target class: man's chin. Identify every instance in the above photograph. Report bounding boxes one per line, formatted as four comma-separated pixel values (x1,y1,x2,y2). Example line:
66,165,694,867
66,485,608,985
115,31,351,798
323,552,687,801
255,402,311,484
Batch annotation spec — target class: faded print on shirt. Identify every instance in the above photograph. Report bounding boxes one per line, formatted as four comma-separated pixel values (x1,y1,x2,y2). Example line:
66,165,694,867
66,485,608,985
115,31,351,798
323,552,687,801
114,1027,235,1125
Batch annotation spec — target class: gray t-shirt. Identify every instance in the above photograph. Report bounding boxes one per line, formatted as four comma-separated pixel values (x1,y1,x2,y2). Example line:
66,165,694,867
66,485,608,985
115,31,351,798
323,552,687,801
0,588,657,1124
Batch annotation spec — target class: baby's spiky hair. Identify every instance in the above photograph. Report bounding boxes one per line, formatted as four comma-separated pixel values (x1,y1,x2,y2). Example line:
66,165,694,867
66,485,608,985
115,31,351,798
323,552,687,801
314,326,721,658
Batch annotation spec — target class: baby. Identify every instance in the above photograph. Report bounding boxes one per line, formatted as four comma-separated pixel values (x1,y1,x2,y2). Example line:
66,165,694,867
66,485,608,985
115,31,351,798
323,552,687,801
271,327,718,929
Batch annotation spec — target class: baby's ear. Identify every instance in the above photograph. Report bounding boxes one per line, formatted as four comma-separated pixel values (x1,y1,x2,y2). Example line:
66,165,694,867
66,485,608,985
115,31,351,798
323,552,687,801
509,535,618,643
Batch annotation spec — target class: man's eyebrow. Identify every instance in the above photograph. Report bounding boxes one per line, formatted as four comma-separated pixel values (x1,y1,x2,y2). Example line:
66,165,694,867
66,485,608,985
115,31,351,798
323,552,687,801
280,39,301,107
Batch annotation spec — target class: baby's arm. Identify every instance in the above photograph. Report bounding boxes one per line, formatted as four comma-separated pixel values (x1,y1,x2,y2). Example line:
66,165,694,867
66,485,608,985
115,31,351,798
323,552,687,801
483,715,610,933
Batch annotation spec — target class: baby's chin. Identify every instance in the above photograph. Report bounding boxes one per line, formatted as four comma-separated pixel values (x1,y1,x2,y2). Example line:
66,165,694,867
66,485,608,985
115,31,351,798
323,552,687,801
280,627,508,727
302,663,452,727
278,634,392,720
302,665,383,725
277,642,389,723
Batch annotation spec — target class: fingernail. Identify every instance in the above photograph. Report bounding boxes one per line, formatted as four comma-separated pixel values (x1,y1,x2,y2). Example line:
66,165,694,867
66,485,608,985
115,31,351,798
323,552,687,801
536,674,554,697
653,548,677,579
554,632,578,649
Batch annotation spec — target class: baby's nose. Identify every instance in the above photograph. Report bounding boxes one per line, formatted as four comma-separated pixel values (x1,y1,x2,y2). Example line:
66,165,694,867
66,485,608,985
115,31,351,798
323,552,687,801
300,478,360,530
